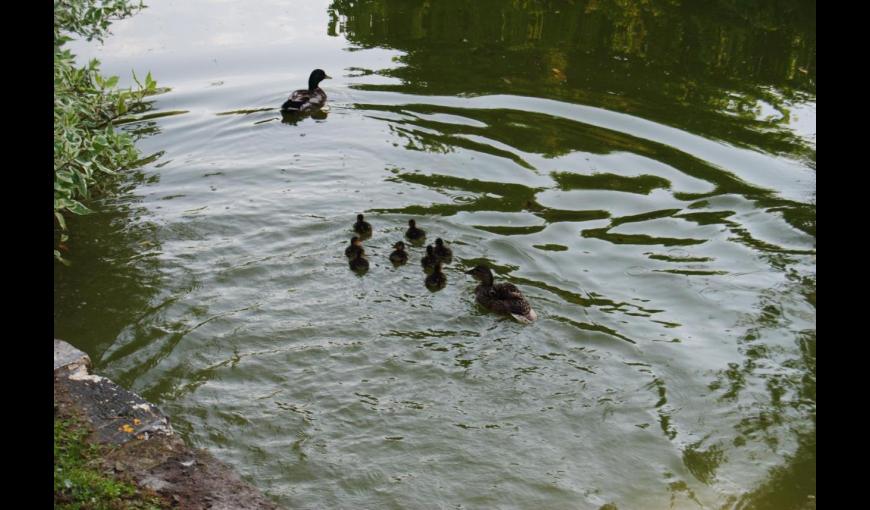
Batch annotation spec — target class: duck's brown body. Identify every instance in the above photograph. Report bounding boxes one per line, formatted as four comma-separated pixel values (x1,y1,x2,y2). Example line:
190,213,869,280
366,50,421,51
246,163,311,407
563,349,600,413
467,265,537,323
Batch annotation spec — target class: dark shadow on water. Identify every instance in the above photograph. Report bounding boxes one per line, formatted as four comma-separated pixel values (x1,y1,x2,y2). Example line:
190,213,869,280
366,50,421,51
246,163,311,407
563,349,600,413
281,108,329,125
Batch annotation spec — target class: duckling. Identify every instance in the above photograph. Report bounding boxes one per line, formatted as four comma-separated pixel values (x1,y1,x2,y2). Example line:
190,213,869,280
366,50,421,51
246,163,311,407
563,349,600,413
421,245,439,272
465,265,537,323
425,262,447,290
345,236,364,258
349,252,369,273
353,214,372,236
281,69,331,112
433,237,453,262
405,219,426,241
389,241,408,265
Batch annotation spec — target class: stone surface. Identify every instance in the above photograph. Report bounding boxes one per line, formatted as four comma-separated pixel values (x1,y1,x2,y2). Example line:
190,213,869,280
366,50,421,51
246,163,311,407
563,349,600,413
54,339,282,510
55,370,173,445
54,338,90,371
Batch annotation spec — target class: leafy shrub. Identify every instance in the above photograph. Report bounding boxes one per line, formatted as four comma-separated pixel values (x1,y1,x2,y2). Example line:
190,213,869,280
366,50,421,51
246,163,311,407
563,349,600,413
54,0,158,264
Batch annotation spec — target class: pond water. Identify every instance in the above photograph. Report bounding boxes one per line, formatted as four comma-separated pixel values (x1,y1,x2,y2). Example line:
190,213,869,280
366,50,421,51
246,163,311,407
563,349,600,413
55,1,815,508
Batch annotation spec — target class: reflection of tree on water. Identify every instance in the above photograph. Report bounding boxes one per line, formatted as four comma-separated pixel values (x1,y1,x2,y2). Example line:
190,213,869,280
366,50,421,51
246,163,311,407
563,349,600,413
328,0,815,160
54,168,163,367
703,257,815,508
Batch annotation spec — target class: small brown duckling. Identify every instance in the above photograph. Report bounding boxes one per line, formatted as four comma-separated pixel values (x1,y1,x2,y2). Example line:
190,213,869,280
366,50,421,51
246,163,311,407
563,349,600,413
433,237,452,262
421,245,438,272
349,252,369,273
406,219,425,241
389,241,408,265
353,214,372,236
425,262,447,290
345,236,364,258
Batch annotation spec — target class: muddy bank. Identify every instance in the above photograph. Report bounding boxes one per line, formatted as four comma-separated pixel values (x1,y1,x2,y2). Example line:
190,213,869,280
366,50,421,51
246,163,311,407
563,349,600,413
54,339,282,510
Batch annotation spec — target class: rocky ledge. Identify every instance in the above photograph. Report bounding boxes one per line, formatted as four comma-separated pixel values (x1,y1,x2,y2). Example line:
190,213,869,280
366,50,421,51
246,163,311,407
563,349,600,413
54,339,282,510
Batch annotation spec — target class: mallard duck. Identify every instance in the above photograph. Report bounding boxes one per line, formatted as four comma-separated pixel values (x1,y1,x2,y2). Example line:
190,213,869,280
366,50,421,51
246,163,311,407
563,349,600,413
345,236,364,258
353,214,372,236
406,219,425,241
389,241,408,265
281,69,331,112
421,245,438,271
466,265,537,323
349,252,369,272
425,262,447,289
434,238,452,261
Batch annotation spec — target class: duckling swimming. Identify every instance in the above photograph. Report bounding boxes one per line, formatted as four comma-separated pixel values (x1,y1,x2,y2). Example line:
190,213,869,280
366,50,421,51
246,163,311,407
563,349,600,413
433,238,453,262
406,219,425,242
421,245,438,272
353,214,372,236
281,69,331,112
389,241,408,265
349,252,369,273
425,262,447,290
345,236,364,258
465,264,537,323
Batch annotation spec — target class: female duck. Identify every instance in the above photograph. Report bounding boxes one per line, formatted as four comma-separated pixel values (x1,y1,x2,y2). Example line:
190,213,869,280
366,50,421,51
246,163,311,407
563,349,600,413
421,245,438,272
425,262,447,290
282,69,331,112
345,236,364,258
389,241,408,265
406,219,425,241
353,214,372,236
433,238,452,261
466,265,537,323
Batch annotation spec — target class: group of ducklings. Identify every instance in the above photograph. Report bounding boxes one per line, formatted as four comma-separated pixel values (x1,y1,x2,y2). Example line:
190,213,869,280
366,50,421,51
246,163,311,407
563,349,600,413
345,215,451,290
344,214,537,323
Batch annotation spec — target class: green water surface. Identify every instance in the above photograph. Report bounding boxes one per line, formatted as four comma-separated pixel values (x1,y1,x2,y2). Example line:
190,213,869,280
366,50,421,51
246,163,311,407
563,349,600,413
55,1,815,508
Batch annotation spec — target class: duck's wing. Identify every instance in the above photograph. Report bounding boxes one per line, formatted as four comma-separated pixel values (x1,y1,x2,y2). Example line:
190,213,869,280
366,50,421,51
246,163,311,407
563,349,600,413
282,89,312,110
492,283,536,322
493,283,524,300
300,89,327,112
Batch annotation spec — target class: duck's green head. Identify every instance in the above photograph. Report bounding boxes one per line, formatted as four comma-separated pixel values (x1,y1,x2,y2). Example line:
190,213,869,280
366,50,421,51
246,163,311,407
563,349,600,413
465,265,493,284
408,219,417,228
357,214,365,222
309,69,331,90
435,238,444,246
426,245,434,255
